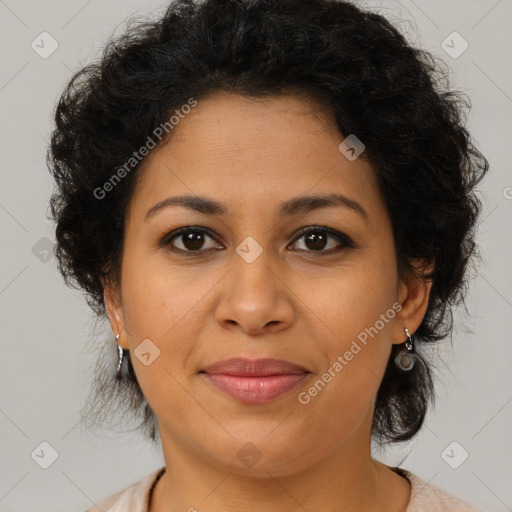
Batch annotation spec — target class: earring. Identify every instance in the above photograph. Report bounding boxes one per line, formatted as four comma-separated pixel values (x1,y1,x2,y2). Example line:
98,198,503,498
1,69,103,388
394,328,416,371
115,333,124,374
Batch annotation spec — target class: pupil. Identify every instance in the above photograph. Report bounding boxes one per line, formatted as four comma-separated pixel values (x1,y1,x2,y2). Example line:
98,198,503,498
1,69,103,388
184,232,204,250
305,232,327,251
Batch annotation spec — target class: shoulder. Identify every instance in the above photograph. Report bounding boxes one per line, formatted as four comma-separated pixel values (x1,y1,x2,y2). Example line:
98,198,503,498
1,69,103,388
82,466,166,512
401,469,486,511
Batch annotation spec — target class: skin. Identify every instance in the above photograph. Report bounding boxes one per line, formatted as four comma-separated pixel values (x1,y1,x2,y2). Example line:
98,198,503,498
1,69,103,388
103,91,433,512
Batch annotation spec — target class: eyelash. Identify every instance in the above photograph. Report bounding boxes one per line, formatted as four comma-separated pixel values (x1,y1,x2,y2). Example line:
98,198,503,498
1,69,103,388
160,225,356,256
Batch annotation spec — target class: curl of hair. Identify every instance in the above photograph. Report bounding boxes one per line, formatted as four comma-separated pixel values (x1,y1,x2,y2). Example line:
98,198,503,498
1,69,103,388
48,0,489,445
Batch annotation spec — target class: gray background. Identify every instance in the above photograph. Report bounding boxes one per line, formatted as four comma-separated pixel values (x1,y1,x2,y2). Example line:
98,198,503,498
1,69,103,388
0,0,511,510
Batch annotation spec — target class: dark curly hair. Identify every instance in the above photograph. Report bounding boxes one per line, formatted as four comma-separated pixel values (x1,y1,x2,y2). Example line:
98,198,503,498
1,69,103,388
47,0,488,445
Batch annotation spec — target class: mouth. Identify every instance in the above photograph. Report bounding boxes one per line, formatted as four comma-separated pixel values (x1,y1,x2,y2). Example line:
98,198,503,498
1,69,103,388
200,357,310,376
199,358,310,404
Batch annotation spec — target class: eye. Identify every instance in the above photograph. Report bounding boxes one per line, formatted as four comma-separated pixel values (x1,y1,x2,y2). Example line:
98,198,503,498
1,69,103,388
162,226,221,254
161,225,355,256
288,226,355,253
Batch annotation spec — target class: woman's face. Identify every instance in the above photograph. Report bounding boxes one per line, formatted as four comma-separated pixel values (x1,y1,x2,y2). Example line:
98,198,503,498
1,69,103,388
105,91,431,476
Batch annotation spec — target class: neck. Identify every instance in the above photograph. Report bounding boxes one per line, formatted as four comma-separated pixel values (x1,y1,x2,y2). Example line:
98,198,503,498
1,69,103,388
150,416,411,512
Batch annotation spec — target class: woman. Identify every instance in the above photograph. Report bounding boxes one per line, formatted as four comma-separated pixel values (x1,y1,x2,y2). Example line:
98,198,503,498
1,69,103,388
47,0,488,510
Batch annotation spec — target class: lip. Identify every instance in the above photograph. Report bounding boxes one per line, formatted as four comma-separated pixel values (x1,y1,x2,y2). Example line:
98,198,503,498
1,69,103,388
200,358,310,404
201,357,309,377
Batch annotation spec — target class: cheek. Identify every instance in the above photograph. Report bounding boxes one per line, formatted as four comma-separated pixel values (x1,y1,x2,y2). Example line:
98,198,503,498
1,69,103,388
301,253,397,416
120,253,199,338
314,259,397,353
119,254,224,379
118,256,204,417
297,303,395,451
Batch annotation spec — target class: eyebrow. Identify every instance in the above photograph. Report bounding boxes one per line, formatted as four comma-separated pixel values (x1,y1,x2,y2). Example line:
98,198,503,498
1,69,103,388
145,193,368,221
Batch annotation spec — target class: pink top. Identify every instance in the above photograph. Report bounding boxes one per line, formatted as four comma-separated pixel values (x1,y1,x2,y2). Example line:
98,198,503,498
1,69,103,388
84,466,485,511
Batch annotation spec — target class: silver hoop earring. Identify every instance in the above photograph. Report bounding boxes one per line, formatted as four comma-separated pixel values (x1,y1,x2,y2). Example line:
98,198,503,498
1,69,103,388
115,333,124,374
394,328,416,371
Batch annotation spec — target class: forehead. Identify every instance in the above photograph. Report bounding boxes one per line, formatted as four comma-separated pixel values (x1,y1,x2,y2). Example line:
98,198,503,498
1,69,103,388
128,92,383,221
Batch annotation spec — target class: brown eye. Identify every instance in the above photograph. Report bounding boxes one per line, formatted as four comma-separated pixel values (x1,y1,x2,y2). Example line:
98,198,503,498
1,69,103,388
163,227,221,253
302,231,329,251
161,225,354,256
289,227,354,253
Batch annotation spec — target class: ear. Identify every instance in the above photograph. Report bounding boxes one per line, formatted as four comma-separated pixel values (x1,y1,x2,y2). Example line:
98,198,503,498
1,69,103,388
102,277,128,350
392,259,434,345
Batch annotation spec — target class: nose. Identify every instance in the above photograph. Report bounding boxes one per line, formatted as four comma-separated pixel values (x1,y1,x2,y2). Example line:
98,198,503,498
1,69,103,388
214,247,296,336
